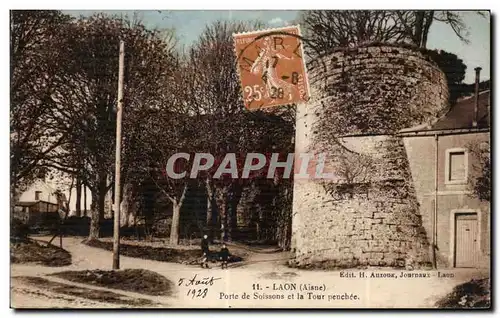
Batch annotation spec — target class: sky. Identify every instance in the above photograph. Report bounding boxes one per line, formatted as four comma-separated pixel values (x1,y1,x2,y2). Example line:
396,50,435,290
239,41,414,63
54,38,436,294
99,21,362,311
63,10,490,84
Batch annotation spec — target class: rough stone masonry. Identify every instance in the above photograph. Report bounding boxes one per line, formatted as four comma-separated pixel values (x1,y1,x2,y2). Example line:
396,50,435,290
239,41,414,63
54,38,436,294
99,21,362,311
291,44,449,268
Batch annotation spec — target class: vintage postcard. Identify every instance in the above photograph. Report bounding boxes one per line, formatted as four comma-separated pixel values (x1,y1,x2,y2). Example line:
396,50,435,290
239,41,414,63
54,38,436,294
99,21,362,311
10,9,491,309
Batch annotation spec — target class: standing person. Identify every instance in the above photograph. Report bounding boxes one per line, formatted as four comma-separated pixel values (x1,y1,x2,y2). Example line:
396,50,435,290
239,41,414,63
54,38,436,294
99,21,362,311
201,234,210,269
219,243,231,269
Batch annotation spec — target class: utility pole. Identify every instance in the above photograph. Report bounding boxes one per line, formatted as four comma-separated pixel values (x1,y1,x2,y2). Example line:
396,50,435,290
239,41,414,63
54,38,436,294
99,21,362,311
473,67,482,127
113,40,125,270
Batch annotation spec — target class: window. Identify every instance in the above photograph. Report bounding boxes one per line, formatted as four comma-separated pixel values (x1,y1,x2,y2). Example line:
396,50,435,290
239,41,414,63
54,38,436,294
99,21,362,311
450,152,465,180
35,191,42,201
445,148,468,184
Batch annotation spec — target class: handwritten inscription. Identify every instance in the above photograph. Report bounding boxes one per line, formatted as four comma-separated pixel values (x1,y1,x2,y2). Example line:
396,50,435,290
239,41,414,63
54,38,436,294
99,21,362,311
178,274,221,287
178,274,222,299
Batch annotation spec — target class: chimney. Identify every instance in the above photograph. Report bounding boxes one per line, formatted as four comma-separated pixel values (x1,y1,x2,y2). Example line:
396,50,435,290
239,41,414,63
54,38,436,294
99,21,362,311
473,67,482,127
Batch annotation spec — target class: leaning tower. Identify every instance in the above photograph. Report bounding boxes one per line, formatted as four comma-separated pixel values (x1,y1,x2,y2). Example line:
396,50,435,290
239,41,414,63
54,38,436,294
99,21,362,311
291,44,449,268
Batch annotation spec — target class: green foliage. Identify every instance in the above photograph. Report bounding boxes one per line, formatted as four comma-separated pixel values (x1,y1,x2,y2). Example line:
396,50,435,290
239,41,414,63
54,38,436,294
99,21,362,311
11,13,296,246
10,239,72,266
424,49,467,105
45,13,179,238
300,11,410,58
10,10,72,199
435,278,490,308
51,269,174,296
300,10,484,57
469,141,491,202
11,218,30,241
177,20,295,243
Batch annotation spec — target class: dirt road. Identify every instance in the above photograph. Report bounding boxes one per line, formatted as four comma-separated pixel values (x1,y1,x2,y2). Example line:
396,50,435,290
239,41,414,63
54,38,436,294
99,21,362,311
10,236,489,309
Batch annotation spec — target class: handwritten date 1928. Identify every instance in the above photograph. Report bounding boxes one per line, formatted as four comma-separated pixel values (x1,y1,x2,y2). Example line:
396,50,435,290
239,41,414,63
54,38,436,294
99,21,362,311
178,274,222,300
187,288,209,299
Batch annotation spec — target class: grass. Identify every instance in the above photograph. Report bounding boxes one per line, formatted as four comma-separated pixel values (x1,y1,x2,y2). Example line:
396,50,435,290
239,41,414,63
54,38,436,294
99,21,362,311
84,239,243,265
435,278,490,309
10,239,71,267
14,276,158,307
50,269,174,296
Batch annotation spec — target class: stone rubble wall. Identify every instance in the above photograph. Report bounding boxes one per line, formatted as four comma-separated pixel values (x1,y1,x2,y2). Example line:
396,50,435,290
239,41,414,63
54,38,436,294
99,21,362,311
291,44,449,268
307,44,449,135
292,136,430,268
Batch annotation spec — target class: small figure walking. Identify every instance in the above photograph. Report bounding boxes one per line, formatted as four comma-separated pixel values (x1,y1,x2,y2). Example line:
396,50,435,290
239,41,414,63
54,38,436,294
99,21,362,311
201,234,210,269
219,243,230,269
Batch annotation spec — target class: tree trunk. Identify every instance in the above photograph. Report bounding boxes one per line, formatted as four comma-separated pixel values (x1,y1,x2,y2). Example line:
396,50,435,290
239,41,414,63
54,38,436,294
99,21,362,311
226,202,233,242
10,181,17,219
206,196,216,241
66,176,75,216
10,170,22,219
205,179,218,241
414,11,425,47
206,180,213,226
255,208,262,241
88,191,99,240
256,204,264,241
169,185,188,245
420,11,434,48
216,186,229,242
98,176,107,222
170,202,181,245
88,173,107,240
206,196,213,227
83,184,87,217
75,176,82,217
227,183,243,242
121,184,137,227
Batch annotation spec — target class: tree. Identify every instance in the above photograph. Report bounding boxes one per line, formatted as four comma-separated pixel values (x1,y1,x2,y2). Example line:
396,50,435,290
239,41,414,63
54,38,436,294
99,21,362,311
117,38,199,244
394,11,435,48
469,141,490,202
132,107,198,245
46,14,178,240
300,10,410,57
169,20,297,245
424,49,467,106
183,20,257,242
182,20,296,243
300,10,486,57
395,11,486,48
10,10,72,211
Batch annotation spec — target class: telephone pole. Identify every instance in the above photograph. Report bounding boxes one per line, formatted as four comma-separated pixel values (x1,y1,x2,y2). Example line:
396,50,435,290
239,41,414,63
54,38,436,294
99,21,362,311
113,40,125,270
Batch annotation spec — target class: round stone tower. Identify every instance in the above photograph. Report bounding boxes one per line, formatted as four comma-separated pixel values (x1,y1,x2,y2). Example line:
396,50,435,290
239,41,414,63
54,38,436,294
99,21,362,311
291,44,449,268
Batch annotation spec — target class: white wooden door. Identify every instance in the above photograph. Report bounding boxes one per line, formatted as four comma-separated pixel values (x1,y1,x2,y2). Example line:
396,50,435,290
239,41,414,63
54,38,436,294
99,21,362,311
455,213,478,268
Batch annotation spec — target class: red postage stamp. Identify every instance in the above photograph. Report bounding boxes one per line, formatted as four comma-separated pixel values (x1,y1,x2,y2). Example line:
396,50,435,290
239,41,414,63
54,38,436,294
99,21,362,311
233,25,311,110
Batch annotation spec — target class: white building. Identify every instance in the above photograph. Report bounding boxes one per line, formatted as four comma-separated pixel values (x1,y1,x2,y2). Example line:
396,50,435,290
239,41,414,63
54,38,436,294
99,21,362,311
17,174,93,217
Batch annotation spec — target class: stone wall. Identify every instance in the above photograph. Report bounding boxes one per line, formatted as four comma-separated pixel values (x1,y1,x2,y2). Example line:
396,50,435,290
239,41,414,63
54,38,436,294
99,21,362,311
292,136,430,268
291,44,449,268
307,44,449,137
